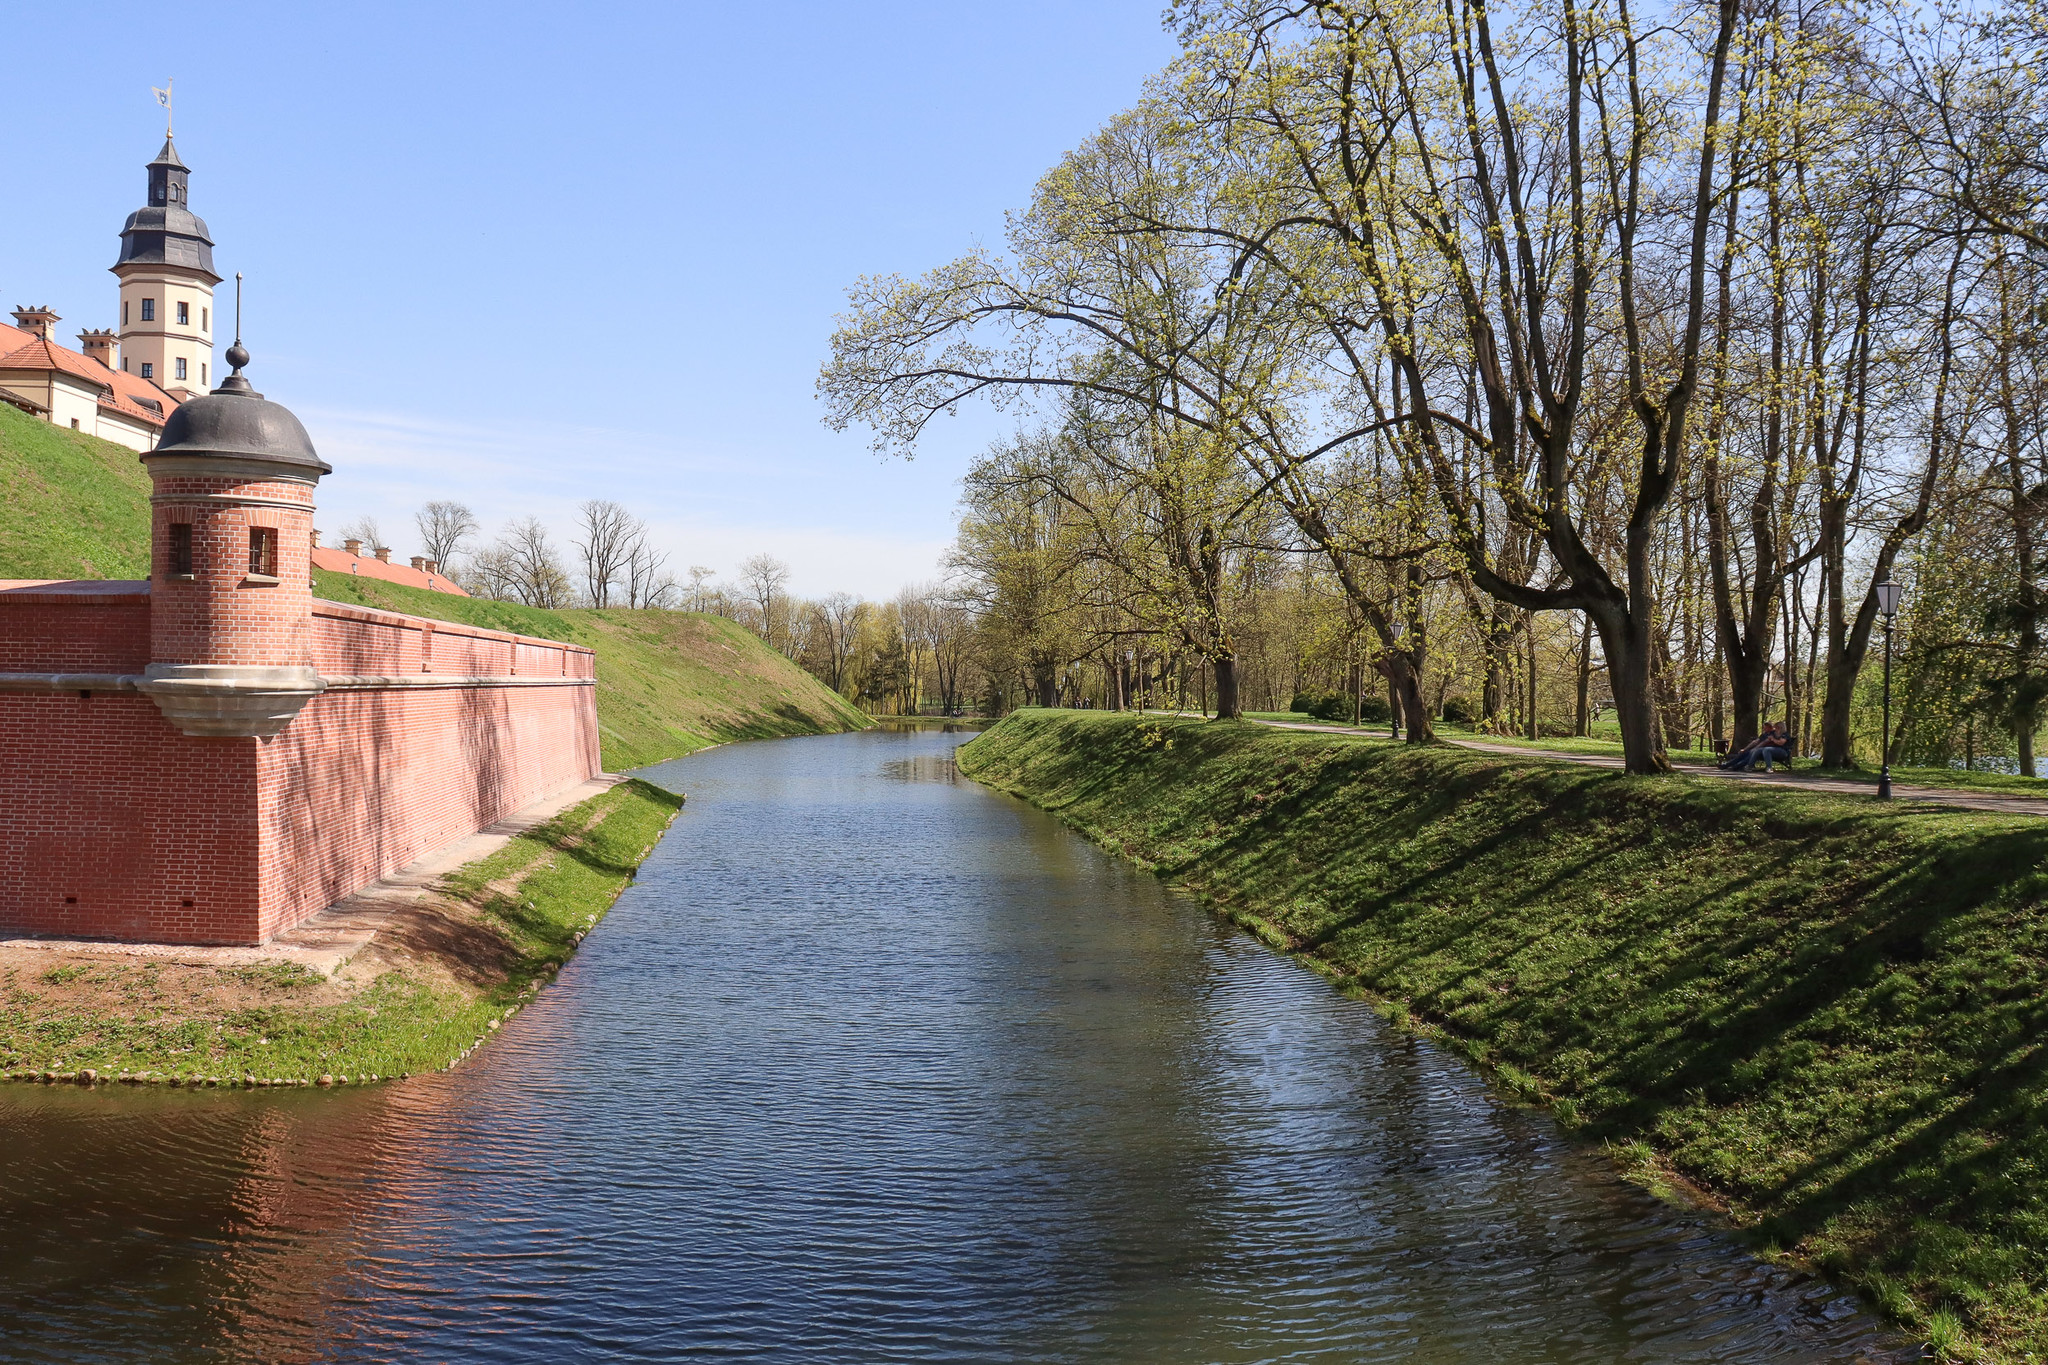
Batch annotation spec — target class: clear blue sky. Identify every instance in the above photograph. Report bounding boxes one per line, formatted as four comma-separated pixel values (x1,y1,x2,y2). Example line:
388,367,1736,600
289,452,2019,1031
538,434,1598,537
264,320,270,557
1,2,1178,597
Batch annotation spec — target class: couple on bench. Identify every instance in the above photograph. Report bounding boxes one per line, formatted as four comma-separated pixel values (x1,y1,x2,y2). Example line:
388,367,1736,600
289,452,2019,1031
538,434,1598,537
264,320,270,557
1720,722,1792,773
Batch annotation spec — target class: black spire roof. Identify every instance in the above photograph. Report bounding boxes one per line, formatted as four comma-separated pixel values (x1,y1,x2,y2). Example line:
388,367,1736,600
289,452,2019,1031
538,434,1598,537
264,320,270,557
113,136,221,284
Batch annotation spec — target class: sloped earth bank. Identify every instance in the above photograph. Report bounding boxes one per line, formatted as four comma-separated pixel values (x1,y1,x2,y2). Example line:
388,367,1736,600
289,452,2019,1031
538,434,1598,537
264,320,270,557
0,779,683,1087
956,709,2048,1363
0,729,1908,1363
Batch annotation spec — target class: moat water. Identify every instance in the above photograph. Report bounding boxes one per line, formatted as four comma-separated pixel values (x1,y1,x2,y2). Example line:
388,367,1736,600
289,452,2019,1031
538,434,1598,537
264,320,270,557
0,728,1910,1363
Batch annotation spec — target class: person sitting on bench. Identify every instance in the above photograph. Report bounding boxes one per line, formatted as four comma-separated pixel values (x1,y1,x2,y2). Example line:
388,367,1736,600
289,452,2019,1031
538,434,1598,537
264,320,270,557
1726,722,1791,772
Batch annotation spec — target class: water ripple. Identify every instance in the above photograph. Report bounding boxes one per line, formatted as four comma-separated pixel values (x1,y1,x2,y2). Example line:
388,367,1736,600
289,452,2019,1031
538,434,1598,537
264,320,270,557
0,729,1911,1363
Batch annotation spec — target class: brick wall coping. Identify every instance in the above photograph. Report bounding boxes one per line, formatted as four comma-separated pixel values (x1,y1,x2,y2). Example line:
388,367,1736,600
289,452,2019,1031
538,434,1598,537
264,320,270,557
320,675,595,689
0,583,594,661
0,673,595,694
310,598,596,658
0,673,140,693
0,579,150,602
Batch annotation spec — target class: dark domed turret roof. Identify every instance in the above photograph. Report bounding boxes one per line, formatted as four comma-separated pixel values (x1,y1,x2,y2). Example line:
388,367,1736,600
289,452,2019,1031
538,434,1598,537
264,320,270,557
113,136,220,283
147,345,330,475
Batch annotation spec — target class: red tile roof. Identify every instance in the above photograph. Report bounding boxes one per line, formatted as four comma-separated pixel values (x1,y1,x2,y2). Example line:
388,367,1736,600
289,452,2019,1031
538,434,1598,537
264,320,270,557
311,546,470,596
0,325,178,429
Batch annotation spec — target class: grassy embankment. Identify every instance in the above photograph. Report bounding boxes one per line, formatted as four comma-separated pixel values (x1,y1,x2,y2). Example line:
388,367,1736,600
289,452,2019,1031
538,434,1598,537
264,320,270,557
0,404,152,579
1250,706,2048,798
310,571,870,769
959,709,2048,1362
0,777,683,1087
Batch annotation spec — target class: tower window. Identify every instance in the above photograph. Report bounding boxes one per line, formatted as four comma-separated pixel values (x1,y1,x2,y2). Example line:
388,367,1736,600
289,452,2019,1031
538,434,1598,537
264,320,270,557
202,307,209,332
248,527,278,577
140,362,153,379
122,358,130,373
175,358,187,380
201,363,208,385
176,302,189,326
141,299,155,322
168,523,193,576
122,301,129,326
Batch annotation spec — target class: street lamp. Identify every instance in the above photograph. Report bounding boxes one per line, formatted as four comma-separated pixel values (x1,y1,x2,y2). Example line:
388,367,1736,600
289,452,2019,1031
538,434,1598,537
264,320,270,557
1874,579,1906,800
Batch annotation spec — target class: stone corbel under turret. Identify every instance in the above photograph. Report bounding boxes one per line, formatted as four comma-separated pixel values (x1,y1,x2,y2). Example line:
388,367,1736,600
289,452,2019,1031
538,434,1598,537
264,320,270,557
137,663,325,738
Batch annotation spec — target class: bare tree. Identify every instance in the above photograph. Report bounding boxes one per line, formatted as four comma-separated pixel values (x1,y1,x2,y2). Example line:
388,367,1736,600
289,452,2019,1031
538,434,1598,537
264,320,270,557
815,591,868,692
482,516,572,608
337,516,385,553
684,565,717,613
623,528,676,609
575,500,641,609
740,553,792,646
415,501,479,569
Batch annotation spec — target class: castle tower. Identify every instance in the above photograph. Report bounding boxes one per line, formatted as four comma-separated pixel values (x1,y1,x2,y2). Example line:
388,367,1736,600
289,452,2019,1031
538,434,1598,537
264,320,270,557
137,339,331,738
112,138,220,402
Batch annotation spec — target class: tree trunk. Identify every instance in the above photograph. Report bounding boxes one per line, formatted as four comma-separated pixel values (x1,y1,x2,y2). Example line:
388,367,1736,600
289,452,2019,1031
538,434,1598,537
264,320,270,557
1594,605,1671,773
1724,645,1767,756
1817,622,1869,768
1527,616,1540,740
1033,660,1057,709
1574,616,1593,736
1385,654,1434,743
1212,656,1242,720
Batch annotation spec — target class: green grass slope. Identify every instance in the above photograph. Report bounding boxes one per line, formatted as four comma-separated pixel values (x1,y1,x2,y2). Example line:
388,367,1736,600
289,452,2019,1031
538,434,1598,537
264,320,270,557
312,571,869,768
959,709,2048,1361
0,404,151,579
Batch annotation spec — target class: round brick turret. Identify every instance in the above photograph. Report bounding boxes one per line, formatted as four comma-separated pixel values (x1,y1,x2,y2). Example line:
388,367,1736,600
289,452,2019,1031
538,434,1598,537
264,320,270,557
138,341,333,737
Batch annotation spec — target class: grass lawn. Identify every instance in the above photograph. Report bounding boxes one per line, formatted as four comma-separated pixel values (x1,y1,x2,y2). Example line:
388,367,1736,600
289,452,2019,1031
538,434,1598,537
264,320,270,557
959,709,2048,1362
1247,710,2048,799
0,778,683,1087
0,405,152,580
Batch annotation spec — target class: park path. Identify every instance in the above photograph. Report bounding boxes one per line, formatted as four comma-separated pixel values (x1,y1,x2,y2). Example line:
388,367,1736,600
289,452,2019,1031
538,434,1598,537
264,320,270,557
1249,717,2048,818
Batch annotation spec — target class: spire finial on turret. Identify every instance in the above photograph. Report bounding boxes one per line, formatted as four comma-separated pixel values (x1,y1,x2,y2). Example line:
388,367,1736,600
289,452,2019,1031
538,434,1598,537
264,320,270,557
217,274,257,395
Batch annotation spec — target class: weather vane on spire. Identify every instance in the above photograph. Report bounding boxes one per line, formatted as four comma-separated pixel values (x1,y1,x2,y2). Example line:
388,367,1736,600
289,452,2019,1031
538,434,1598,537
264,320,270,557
152,78,173,137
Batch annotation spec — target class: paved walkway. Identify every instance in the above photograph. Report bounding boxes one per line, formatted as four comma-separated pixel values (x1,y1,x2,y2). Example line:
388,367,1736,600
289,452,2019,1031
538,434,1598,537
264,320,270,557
0,775,628,974
1252,718,2048,818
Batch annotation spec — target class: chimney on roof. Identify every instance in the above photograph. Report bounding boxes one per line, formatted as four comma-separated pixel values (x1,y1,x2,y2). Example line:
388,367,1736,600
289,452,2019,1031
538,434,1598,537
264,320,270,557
373,546,391,563
343,538,362,555
310,530,321,548
409,556,427,572
424,559,439,575
11,306,59,340
76,329,118,369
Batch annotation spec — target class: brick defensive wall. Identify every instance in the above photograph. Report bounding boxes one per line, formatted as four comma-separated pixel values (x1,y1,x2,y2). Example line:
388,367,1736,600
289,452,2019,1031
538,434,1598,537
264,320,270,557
0,584,598,944
0,348,600,945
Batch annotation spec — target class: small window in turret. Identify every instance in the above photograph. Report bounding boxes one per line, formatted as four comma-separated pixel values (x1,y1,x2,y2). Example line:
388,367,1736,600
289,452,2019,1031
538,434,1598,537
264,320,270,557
140,363,153,379
249,527,278,578
141,299,155,322
177,303,188,325
175,358,187,380
169,524,193,576
201,307,209,332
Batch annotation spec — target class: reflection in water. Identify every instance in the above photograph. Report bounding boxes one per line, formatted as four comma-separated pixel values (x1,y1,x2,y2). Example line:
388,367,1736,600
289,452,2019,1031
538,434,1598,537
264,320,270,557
0,730,1910,1363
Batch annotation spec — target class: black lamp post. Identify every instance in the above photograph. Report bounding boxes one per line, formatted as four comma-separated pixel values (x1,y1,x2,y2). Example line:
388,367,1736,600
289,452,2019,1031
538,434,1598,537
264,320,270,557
1875,579,1905,799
